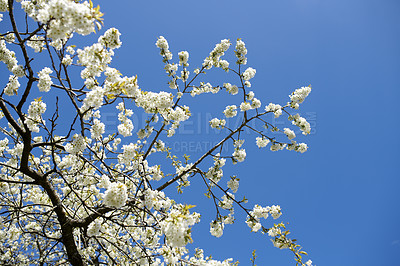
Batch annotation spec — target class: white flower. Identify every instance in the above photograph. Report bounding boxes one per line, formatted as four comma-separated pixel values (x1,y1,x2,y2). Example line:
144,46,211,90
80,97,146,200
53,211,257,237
35,0,96,40
210,220,224,237
296,143,308,153
219,193,234,210
223,83,239,95
227,177,239,193
4,75,19,96
26,98,46,132
235,39,248,64
87,218,103,237
251,98,261,109
26,35,46,53
103,182,127,208
223,105,237,118
219,59,229,71
98,28,122,49
90,119,105,139
270,143,286,152
290,114,311,135
265,103,282,118
270,205,282,219
242,67,256,81
240,102,251,112
62,55,72,65
37,67,53,92
256,137,270,148
232,148,246,163
12,65,24,77
178,51,189,66
64,134,87,155
209,118,226,129
284,128,296,140
289,86,311,109
268,227,281,237
82,86,104,109
246,91,254,100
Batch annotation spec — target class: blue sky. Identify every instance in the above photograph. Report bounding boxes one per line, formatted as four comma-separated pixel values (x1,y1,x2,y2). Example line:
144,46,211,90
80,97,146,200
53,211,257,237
2,0,400,265
96,0,399,265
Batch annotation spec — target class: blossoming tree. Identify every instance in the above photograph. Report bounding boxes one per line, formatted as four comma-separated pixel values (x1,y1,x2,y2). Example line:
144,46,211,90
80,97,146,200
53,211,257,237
0,0,314,265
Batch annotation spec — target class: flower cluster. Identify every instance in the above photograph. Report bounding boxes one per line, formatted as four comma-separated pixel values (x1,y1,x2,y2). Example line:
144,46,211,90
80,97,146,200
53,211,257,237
0,138,9,156
115,103,133,137
135,91,173,113
77,43,114,79
209,118,226,129
210,220,224,237
235,39,247,64
118,143,137,165
4,75,20,96
256,137,270,148
223,83,239,95
26,35,46,53
64,134,87,155
160,205,200,247
284,128,296,140
227,176,239,193
223,105,237,118
87,218,103,237
90,119,105,139
35,0,99,40
104,67,139,97
98,28,122,49
232,148,246,163
0,40,24,76
287,142,308,153
37,67,53,92
61,55,72,65
203,39,231,69
245,205,282,232
265,103,283,118
26,98,46,132
103,182,128,208
156,36,172,62
0,0,8,12
289,86,312,109
242,67,256,81
290,114,311,135
205,155,226,185
190,82,219,97
82,86,105,110
178,51,189,66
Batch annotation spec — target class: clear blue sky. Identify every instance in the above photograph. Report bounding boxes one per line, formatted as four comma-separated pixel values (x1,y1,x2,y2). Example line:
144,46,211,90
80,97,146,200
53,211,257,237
3,0,400,265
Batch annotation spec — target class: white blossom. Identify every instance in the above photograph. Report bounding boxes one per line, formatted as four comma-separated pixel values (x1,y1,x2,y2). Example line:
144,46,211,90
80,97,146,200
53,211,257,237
223,83,239,95
223,105,237,118
103,182,127,208
232,148,246,163
37,67,53,92
4,75,19,96
242,67,256,81
98,28,122,49
210,220,224,237
209,118,226,129
256,137,270,148
265,103,282,118
284,128,296,140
